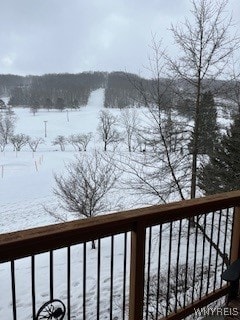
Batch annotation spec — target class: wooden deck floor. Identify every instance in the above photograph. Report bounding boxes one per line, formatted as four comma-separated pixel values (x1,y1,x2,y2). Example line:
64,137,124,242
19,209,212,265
225,297,240,319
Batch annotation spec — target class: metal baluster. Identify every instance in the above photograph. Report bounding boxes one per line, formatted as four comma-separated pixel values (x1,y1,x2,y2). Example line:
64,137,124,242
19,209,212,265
206,211,215,295
31,255,36,319
156,224,162,319
183,219,191,308
199,213,207,298
110,236,114,320
213,210,222,291
11,260,17,320
97,239,101,320
175,219,182,311
123,233,127,320
67,246,71,320
50,250,53,300
221,208,230,287
166,222,173,317
192,216,199,303
83,242,86,320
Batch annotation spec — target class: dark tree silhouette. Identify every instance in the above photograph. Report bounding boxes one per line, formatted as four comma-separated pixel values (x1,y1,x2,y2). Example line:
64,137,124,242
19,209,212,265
199,114,240,194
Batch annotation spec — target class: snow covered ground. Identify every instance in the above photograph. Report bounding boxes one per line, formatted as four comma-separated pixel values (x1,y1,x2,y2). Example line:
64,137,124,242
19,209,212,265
0,90,232,319
0,89,140,320
1,89,111,233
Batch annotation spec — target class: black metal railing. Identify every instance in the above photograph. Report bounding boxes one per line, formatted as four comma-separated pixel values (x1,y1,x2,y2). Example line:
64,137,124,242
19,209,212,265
143,208,235,319
0,191,240,320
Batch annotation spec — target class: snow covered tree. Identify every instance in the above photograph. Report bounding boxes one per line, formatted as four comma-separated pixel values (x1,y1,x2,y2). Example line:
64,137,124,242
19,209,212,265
10,133,29,151
27,137,44,152
0,111,16,144
68,133,92,151
52,135,67,151
199,113,240,194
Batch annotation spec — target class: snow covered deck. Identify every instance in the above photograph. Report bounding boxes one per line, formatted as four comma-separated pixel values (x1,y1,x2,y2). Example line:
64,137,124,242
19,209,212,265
0,191,240,320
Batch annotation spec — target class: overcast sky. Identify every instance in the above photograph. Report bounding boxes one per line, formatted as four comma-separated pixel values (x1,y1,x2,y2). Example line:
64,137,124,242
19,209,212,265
0,0,240,77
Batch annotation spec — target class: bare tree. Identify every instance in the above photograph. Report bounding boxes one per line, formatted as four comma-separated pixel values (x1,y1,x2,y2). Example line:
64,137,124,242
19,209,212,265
27,137,44,152
124,37,229,260
68,133,92,151
52,135,67,151
53,151,118,248
0,111,16,144
168,0,239,198
98,110,121,151
224,58,240,114
10,133,29,151
120,108,140,152
0,137,6,152
120,39,190,205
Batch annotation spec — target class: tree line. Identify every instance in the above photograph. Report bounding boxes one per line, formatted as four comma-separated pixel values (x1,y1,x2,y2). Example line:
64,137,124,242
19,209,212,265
7,72,107,110
1,70,236,117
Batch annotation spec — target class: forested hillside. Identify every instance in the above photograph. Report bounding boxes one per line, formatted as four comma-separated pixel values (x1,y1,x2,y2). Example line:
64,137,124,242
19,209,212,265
1,71,237,117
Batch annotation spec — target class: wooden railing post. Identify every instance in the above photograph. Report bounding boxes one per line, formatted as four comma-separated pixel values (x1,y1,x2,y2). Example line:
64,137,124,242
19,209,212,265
230,206,240,263
129,222,146,320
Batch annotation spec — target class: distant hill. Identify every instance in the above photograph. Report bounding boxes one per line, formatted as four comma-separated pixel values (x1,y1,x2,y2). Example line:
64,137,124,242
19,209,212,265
0,71,236,114
0,72,143,109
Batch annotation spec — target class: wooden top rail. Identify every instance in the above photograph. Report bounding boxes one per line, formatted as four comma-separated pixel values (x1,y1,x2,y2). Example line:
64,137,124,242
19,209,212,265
1,191,240,263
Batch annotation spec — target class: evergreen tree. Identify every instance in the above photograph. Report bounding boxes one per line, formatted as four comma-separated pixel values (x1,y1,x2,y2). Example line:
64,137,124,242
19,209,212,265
55,97,65,111
30,99,39,115
199,114,240,195
44,98,53,110
9,87,29,106
189,91,219,156
0,99,6,109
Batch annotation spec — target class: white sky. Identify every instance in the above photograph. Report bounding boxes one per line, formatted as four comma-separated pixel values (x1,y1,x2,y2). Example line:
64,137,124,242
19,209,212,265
0,0,240,77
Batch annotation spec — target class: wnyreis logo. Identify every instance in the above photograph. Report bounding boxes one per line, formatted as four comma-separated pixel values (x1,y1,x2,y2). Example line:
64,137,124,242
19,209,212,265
194,307,238,317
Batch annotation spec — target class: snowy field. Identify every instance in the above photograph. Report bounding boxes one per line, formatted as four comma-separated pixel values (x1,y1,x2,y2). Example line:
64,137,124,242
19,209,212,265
1,89,110,233
0,89,144,320
0,90,232,319
0,89,233,233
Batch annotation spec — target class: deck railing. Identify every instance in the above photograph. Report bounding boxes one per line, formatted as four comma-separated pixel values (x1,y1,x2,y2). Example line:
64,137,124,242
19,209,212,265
1,191,240,320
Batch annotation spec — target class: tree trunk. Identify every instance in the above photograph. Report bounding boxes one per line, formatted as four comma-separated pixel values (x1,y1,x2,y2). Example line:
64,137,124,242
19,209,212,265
91,240,96,249
190,70,202,200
